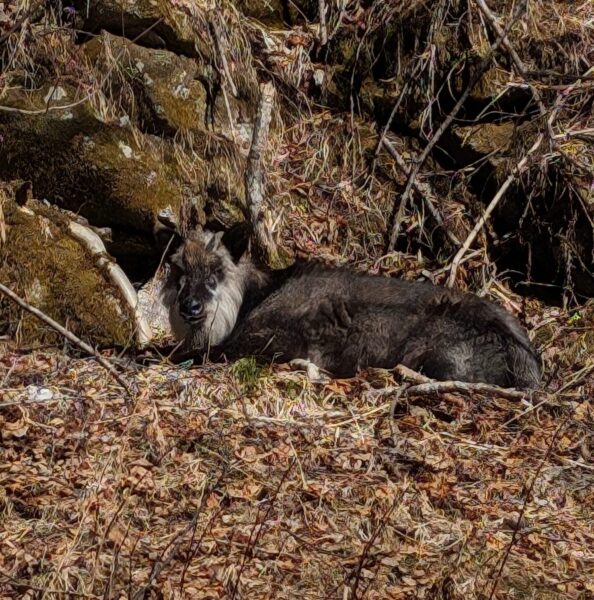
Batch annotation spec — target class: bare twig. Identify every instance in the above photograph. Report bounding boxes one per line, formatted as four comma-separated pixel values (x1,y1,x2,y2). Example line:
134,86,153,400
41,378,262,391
66,221,152,347
447,133,545,286
552,127,594,141
474,0,549,126
350,497,401,599
394,364,431,385
0,282,133,395
387,0,528,251
210,18,239,98
0,1,44,46
245,81,278,265
382,138,461,247
373,81,412,164
135,471,227,600
447,65,594,286
230,459,295,600
179,503,226,594
393,364,537,400
406,379,536,401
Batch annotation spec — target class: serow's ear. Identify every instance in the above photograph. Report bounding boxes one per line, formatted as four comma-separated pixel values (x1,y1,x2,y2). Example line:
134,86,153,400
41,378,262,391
154,211,183,259
206,230,224,252
222,222,250,263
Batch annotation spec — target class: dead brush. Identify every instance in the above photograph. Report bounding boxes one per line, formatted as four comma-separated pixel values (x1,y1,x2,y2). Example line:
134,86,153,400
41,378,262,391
1,311,593,598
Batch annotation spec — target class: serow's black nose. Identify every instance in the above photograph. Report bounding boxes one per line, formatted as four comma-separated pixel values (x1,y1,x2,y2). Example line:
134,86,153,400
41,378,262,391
181,299,204,322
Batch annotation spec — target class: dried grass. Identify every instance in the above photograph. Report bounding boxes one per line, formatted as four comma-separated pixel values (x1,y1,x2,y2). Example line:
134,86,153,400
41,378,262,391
1,300,593,599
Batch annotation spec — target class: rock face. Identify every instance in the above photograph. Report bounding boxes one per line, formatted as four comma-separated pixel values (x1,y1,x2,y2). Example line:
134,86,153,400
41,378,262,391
0,84,200,233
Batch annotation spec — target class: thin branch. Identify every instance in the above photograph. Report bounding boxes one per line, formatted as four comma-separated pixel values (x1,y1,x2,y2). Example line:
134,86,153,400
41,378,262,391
406,379,536,401
0,1,44,46
0,282,133,395
382,138,461,247
552,128,594,141
473,0,549,126
447,65,594,286
210,18,238,98
66,221,152,347
244,81,278,265
230,459,295,600
350,497,400,599
135,471,227,600
486,417,568,599
393,364,538,400
387,0,529,251
447,133,545,286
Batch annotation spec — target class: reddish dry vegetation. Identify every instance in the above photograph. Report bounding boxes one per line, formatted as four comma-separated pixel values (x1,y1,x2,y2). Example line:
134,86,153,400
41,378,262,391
1,302,593,599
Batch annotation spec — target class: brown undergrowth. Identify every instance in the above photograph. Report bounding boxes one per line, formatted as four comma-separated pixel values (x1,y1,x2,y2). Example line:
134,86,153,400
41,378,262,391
1,301,593,599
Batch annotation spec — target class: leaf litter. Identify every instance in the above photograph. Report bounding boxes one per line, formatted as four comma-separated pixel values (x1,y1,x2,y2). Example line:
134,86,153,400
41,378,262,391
1,301,593,599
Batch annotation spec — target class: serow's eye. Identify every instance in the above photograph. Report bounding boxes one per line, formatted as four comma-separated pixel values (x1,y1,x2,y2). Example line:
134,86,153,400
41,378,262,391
206,274,217,288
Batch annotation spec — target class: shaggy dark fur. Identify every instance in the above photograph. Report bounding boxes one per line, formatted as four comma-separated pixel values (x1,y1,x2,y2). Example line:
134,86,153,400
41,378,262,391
166,231,542,388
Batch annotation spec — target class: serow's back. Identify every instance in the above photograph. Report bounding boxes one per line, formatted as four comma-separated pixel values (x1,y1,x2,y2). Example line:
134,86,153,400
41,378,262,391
220,266,542,388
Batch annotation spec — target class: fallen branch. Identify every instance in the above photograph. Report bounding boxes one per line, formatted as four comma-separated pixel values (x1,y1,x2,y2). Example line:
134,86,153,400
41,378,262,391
244,81,278,265
394,364,537,401
394,364,431,385
318,0,328,46
406,380,535,402
486,416,568,600
0,282,133,395
135,471,227,600
16,197,152,347
447,65,594,286
387,0,528,251
350,497,401,599
230,458,295,600
210,18,238,98
67,221,152,347
474,0,549,127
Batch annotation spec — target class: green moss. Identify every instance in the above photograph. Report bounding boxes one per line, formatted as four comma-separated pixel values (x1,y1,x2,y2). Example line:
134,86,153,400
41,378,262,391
0,193,136,347
230,356,266,394
83,32,208,134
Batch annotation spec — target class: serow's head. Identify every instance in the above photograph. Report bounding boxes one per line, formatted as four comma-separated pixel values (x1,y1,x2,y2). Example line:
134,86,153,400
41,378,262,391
170,230,229,325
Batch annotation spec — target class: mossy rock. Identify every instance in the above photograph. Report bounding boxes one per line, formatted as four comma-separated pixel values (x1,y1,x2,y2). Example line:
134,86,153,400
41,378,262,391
83,31,208,135
72,0,259,103
72,0,200,56
449,121,515,180
0,84,203,233
0,187,136,347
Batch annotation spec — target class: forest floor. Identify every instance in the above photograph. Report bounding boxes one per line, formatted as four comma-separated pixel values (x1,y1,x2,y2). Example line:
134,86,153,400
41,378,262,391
1,296,593,599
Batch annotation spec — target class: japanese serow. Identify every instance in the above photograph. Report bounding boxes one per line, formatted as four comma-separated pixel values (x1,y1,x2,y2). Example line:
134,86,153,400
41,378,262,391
163,229,541,388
